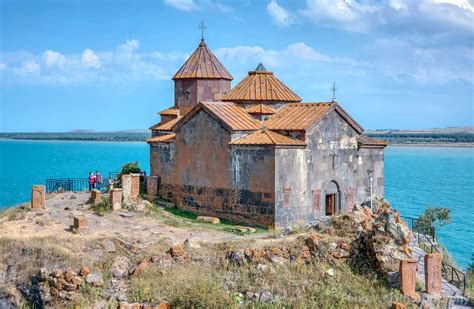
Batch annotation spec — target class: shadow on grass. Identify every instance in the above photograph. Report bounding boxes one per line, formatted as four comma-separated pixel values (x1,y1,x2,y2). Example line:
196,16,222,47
150,206,268,234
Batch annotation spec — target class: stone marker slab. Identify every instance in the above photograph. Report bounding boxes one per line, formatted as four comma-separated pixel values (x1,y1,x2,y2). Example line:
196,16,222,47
31,185,46,210
399,259,420,301
110,188,123,211
196,216,220,224
424,253,442,295
89,189,102,204
147,176,159,197
122,174,140,204
73,216,87,229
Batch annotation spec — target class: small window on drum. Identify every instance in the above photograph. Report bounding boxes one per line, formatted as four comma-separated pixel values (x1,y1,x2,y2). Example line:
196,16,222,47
183,90,190,100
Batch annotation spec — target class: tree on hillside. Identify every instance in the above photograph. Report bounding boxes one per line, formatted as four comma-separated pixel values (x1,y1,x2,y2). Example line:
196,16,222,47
418,207,451,227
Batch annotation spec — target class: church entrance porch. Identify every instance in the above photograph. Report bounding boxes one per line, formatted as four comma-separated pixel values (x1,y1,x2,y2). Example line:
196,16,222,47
324,181,340,216
325,194,336,215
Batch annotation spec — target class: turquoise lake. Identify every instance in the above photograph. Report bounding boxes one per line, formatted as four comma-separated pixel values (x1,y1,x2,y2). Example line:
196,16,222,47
0,140,473,268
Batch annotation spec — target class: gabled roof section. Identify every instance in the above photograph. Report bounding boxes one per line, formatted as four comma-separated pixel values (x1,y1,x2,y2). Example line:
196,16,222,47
221,64,301,102
230,129,306,147
158,108,180,117
264,102,334,131
247,104,277,115
147,133,176,144
171,101,261,132
358,135,388,148
150,117,182,131
264,102,364,133
172,40,233,80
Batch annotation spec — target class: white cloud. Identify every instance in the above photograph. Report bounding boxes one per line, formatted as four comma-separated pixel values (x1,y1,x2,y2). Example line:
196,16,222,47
163,0,198,11
286,43,331,62
81,49,101,69
299,0,474,36
13,60,41,76
43,50,66,68
267,0,296,26
1,39,187,85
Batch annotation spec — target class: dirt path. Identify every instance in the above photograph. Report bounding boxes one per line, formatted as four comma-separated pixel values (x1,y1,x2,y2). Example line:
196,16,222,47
0,192,268,245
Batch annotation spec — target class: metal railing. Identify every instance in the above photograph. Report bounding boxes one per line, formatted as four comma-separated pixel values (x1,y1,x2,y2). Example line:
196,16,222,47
401,215,467,291
45,172,120,193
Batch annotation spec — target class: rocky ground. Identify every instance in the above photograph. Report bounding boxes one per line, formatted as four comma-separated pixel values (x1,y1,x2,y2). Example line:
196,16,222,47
0,193,457,308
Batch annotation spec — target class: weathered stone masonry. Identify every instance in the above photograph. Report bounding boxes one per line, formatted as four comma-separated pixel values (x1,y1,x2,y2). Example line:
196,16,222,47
147,38,388,228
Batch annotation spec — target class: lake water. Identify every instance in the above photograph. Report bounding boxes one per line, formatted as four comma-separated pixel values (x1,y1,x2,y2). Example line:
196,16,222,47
0,140,473,268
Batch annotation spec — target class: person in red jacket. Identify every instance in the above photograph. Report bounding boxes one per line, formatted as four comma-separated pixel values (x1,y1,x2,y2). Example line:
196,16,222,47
88,172,96,191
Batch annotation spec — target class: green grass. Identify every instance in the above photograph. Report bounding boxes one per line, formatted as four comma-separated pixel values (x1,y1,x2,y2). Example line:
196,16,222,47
148,205,267,234
89,197,112,216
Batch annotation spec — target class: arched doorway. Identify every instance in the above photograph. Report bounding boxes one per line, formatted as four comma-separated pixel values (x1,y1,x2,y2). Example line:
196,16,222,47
324,181,340,216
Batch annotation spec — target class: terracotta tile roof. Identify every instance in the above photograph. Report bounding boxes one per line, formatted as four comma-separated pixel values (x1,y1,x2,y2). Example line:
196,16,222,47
172,40,233,80
147,133,176,144
358,135,388,147
150,117,182,131
159,108,180,116
264,102,364,133
246,104,277,115
221,64,301,102
230,129,306,147
264,102,334,131
172,102,261,132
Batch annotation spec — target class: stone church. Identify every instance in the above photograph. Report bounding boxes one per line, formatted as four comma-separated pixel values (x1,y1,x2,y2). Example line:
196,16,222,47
147,38,387,228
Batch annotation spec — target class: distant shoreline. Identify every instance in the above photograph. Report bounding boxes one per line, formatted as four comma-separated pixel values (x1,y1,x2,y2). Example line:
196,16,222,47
1,137,473,148
0,138,147,143
388,143,474,148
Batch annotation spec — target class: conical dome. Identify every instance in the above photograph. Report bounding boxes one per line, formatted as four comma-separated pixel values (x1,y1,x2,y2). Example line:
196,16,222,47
221,63,301,102
172,40,233,80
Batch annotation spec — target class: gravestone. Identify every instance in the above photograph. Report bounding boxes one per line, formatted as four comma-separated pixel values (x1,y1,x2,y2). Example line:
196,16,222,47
122,174,140,204
110,188,123,211
147,176,159,197
399,259,420,301
31,185,46,210
89,189,102,204
73,216,87,229
424,253,442,295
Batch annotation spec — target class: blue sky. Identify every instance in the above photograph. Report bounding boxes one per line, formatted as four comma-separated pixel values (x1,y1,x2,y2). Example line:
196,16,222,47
0,0,473,132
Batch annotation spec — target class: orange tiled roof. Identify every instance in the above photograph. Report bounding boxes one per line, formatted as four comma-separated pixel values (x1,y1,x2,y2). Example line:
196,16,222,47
159,108,180,116
221,64,301,102
150,117,182,131
358,135,388,147
264,102,334,131
172,40,233,80
230,129,306,147
247,104,277,115
264,102,364,133
147,133,176,144
172,102,261,132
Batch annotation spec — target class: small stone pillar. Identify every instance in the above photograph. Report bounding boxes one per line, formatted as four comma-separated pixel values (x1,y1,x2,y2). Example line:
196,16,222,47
147,176,159,197
73,216,87,229
89,189,102,204
424,253,442,295
31,185,46,210
122,174,140,204
110,188,123,211
399,259,420,301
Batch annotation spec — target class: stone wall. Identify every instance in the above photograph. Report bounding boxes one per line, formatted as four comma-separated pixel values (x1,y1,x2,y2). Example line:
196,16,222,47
273,110,385,226
174,79,230,114
152,110,276,227
160,184,274,227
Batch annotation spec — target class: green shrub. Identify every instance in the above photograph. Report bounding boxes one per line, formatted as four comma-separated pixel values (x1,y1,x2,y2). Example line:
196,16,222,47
90,197,111,216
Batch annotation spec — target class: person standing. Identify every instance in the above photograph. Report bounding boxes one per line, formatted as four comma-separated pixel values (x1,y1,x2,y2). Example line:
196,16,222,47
95,171,103,190
108,176,114,192
88,172,95,191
